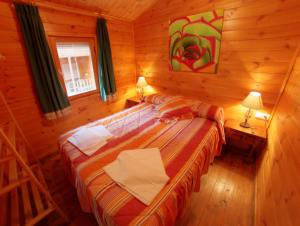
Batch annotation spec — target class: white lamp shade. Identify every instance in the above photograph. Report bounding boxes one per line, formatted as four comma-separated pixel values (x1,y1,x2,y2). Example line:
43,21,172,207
241,91,263,110
136,76,148,88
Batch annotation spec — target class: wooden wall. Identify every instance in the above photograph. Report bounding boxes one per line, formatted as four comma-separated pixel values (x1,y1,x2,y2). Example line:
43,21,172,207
133,0,300,122
0,1,137,158
255,47,300,226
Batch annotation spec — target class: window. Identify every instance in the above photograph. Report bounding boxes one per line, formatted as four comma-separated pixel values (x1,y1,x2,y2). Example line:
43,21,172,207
50,37,98,98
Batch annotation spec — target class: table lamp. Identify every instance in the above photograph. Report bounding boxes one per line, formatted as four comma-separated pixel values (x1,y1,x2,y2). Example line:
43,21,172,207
240,91,263,128
136,76,148,100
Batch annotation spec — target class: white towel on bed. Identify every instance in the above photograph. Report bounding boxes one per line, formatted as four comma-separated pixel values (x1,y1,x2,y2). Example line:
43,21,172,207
103,148,169,205
68,125,113,156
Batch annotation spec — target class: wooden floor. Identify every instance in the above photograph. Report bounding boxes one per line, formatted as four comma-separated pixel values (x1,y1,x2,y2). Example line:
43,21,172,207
176,152,255,226
39,151,254,226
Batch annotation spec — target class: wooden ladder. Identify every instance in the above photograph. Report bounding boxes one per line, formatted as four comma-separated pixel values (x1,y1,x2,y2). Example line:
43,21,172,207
0,92,69,226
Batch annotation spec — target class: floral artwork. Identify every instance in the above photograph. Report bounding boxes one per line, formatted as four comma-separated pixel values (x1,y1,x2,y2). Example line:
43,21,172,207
169,9,224,73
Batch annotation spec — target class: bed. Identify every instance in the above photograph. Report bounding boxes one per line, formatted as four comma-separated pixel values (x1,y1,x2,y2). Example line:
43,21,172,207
58,96,225,226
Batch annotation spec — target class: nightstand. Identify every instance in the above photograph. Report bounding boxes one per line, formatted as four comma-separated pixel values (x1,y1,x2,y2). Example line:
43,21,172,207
125,96,141,108
224,119,267,161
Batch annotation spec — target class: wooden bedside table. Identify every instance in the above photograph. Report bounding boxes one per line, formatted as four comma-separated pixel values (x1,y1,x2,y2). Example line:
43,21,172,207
224,119,267,161
125,96,141,108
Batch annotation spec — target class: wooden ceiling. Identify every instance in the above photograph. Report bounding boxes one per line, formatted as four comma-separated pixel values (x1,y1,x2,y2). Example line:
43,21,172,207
46,0,159,21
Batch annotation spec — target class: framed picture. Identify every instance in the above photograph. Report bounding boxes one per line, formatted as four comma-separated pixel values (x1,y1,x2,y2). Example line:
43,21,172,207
169,9,224,73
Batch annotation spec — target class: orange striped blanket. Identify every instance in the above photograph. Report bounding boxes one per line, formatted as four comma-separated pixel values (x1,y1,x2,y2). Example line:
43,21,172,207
59,103,224,226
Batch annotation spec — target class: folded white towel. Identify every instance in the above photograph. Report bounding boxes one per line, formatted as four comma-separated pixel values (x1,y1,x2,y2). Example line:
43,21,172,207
103,148,169,205
68,125,113,156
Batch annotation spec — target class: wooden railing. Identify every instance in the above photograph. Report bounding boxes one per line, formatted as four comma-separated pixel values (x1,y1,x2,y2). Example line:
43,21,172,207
0,92,69,226
65,78,96,96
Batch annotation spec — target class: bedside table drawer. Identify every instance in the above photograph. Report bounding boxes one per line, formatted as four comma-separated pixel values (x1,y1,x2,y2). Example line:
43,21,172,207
229,130,244,140
226,129,256,143
224,119,267,161
226,139,252,151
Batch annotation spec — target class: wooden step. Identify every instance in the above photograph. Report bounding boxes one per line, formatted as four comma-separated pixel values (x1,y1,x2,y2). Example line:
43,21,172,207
0,175,56,225
19,143,34,224
0,176,30,196
7,122,20,226
0,154,14,164
25,206,55,226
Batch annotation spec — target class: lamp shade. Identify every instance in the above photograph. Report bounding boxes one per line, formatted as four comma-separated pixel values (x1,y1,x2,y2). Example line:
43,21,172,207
136,76,148,88
241,91,263,110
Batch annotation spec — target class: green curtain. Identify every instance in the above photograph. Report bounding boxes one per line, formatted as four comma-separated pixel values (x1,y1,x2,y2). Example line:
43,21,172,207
96,18,116,101
14,3,70,120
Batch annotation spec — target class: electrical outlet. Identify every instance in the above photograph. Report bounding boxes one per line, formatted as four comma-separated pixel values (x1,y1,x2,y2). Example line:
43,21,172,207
255,112,270,120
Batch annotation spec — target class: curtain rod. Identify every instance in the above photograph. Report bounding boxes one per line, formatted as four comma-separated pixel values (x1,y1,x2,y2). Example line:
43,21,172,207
11,0,131,22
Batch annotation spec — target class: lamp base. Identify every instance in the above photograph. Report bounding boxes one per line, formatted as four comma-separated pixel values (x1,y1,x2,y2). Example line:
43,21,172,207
240,121,251,128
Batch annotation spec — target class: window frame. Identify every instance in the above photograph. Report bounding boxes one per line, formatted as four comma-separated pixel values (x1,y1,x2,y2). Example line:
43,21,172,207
49,36,99,100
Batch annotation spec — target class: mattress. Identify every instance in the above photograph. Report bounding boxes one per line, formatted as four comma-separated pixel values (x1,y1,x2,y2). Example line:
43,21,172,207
59,102,224,226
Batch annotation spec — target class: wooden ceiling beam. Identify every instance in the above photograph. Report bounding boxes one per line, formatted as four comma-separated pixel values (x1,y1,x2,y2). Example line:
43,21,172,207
11,0,131,22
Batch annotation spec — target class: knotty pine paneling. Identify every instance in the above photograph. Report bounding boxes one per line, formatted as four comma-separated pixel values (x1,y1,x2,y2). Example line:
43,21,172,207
0,1,137,158
46,0,158,21
133,0,300,123
255,49,300,226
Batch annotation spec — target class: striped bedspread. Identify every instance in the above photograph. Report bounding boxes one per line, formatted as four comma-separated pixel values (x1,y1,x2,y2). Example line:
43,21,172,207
59,103,224,226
